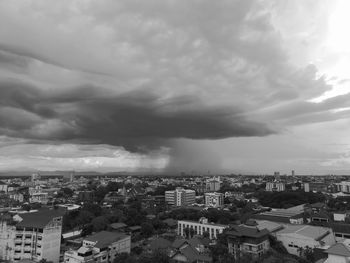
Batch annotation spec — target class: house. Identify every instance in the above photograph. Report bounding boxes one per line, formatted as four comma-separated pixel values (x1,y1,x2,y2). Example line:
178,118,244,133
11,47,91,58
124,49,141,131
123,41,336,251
170,237,212,263
275,224,336,256
226,224,270,259
109,222,127,232
323,243,350,263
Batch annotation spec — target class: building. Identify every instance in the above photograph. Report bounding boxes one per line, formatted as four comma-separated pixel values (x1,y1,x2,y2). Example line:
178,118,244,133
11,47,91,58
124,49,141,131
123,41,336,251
304,182,329,193
275,224,336,256
265,182,285,192
323,243,350,263
335,181,350,193
206,178,221,192
204,192,224,208
226,224,270,260
165,187,196,207
29,192,48,204
253,209,304,224
64,231,131,263
0,181,8,193
178,217,228,239
0,209,63,263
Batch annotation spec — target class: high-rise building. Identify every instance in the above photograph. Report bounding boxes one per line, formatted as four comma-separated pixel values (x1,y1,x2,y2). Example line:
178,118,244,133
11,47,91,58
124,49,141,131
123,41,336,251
205,192,224,208
266,182,285,192
165,187,196,206
0,209,63,263
206,178,221,192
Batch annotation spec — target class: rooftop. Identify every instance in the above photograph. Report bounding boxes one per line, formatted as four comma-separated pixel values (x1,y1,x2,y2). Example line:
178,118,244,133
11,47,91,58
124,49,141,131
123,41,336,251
277,224,331,241
84,231,129,249
16,209,64,228
325,243,350,257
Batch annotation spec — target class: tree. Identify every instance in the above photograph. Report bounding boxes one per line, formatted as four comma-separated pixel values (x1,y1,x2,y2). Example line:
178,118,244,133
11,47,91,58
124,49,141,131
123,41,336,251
141,222,155,237
91,216,109,231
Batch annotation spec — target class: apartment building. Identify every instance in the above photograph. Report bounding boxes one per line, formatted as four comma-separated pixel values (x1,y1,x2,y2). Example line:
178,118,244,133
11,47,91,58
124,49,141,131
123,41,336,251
0,209,63,263
165,187,195,206
226,224,270,259
64,231,131,263
205,192,224,208
335,181,350,193
206,178,221,192
266,182,285,192
178,217,228,239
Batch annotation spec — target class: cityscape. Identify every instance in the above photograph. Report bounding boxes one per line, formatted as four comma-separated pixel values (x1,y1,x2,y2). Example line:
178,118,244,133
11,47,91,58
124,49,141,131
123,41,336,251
1,0,350,263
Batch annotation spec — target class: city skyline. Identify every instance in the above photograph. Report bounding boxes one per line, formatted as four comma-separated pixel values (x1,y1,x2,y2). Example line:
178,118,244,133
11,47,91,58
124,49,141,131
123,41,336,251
0,0,350,174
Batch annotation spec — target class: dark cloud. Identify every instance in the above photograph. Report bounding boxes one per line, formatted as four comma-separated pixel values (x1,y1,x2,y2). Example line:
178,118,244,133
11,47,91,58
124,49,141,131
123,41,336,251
0,80,274,152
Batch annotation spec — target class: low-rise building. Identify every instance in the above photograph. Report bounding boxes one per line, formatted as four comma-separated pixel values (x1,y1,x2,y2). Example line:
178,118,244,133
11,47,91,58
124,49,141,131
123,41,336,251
64,231,131,263
226,224,270,260
178,217,227,239
275,224,336,256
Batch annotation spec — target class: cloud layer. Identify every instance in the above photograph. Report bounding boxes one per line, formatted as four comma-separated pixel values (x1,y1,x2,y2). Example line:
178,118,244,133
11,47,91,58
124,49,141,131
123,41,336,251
0,0,348,173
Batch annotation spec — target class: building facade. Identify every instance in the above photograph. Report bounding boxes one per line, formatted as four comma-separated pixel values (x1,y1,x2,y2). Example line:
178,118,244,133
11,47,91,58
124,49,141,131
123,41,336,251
226,224,270,260
165,187,196,206
266,182,285,192
0,209,63,263
177,217,227,239
205,192,224,208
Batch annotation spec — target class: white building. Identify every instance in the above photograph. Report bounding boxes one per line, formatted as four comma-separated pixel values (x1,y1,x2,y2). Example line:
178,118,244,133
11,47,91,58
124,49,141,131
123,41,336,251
29,192,48,204
336,181,350,193
0,181,8,193
206,178,221,192
205,192,224,208
266,182,285,192
324,243,350,263
64,231,131,263
0,209,63,263
275,224,336,256
177,217,228,239
165,187,196,207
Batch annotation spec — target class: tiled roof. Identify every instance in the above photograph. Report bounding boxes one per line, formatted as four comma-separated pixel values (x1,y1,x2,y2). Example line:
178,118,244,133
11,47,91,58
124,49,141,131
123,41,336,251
325,243,350,257
16,209,64,228
226,225,269,238
84,231,129,249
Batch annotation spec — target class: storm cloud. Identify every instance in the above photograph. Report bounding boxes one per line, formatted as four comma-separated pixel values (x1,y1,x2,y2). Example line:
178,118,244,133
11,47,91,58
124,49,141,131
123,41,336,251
0,80,274,152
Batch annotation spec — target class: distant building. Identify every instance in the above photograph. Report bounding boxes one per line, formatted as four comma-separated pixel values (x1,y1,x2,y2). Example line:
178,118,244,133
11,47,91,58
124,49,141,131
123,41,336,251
335,181,350,193
204,192,224,208
64,231,131,263
304,182,329,193
291,170,295,176
265,182,285,192
226,224,270,259
29,192,48,204
0,209,63,263
178,217,227,240
206,178,221,192
165,187,195,206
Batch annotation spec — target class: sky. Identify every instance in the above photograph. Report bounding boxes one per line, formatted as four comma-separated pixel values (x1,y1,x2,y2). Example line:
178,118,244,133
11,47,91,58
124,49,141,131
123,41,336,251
0,0,350,174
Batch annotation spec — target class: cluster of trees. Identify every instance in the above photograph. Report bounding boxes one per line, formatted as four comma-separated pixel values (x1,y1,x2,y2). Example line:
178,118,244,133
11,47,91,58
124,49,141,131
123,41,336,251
252,190,325,208
161,207,240,224
328,196,350,211
113,251,169,263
